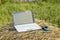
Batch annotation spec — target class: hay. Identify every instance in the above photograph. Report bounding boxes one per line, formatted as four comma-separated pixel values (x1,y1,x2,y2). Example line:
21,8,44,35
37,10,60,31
0,19,60,40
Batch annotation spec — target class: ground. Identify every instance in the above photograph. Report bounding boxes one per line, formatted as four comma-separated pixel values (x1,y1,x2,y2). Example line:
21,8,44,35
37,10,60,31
0,19,60,40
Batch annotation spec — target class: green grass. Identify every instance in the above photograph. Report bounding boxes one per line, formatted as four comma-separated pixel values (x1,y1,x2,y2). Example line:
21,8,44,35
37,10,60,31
0,0,60,27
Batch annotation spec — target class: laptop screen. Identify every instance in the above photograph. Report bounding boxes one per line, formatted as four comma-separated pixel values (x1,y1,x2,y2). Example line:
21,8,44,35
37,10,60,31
12,10,34,25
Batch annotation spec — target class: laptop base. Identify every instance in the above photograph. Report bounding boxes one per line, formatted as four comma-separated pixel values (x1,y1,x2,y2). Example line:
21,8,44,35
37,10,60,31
14,23,41,32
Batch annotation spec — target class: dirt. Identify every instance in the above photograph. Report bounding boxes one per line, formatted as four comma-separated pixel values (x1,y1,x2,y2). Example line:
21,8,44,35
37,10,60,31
0,19,60,40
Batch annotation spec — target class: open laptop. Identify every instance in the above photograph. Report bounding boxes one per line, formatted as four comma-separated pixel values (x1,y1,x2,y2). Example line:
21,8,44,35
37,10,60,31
12,10,41,32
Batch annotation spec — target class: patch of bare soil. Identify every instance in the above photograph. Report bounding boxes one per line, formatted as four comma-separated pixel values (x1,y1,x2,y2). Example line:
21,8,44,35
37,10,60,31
0,19,60,40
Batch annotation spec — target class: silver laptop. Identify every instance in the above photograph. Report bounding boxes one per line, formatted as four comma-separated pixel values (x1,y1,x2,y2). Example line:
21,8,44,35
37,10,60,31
12,10,41,32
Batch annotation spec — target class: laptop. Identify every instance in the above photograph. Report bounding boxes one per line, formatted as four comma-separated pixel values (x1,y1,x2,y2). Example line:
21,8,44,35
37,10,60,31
12,10,41,32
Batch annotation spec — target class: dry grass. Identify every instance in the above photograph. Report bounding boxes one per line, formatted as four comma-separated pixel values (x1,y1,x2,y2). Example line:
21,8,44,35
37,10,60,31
0,19,60,40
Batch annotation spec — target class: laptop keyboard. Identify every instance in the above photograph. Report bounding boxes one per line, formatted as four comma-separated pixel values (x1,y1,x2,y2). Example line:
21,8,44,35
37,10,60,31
15,23,41,32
